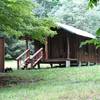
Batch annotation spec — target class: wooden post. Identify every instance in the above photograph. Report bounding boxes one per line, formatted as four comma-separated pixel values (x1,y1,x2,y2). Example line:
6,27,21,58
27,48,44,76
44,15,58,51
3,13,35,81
66,37,70,67
17,59,20,70
31,59,33,68
38,62,40,69
66,60,70,67
0,37,5,72
45,39,48,60
26,39,29,49
50,63,53,68
79,61,81,67
26,40,30,69
67,37,70,58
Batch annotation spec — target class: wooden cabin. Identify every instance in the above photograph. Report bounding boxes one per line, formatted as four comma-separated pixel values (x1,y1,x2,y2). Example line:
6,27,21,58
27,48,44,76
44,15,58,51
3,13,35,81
34,23,100,67
0,37,5,72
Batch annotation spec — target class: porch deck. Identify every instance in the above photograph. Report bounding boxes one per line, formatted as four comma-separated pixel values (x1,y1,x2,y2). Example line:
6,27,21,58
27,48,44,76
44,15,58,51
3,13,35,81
41,58,78,63
40,58,79,67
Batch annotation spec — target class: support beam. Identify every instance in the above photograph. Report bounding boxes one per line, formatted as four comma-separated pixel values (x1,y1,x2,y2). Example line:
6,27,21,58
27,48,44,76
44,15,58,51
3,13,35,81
45,38,48,60
67,37,70,59
50,63,53,68
38,63,40,69
26,39,29,49
88,62,90,66
66,60,70,67
78,61,81,67
66,37,70,67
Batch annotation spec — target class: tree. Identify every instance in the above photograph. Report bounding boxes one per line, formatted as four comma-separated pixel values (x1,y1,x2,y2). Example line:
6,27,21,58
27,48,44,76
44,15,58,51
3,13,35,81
88,0,99,8
81,0,100,47
48,0,100,36
33,0,59,17
0,0,57,59
0,0,57,43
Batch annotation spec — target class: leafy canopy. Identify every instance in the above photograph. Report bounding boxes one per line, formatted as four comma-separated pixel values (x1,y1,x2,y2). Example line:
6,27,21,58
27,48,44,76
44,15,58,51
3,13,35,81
0,0,57,43
88,0,99,8
81,0,100,48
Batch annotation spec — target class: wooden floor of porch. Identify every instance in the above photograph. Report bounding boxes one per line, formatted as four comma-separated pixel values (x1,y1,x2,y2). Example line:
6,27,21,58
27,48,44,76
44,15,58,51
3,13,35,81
41,58,78,63
40,58,79,67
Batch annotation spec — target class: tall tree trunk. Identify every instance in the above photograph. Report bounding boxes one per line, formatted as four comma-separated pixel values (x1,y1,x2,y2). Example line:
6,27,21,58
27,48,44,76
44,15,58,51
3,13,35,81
0,37,5,72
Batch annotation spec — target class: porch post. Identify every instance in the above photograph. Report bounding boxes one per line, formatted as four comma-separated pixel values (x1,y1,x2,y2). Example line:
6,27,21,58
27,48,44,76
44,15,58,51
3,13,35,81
66,37,70,67
26,39,29,49
67,37,70,59
45,38,48,60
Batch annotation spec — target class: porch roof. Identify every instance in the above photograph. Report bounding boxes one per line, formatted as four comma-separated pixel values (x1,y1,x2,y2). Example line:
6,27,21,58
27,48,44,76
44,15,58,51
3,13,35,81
57,23,96,39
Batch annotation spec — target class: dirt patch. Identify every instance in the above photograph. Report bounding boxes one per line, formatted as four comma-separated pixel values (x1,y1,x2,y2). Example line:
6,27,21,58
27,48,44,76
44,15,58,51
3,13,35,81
0,76,43,88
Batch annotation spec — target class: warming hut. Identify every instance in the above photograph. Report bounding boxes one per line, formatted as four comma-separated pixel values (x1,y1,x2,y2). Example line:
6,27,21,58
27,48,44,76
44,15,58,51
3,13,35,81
0,37,5,72
34,23,99,67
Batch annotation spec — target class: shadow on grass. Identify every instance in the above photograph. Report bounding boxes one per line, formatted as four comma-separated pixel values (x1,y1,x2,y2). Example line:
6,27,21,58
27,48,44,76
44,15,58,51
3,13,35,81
0,75,43,88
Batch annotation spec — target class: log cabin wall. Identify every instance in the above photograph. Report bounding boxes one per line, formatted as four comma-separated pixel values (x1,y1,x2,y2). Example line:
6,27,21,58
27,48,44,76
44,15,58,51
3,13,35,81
77,37,97,63
48,28,68,59
69,34,78,59
48,28,82,60
34,40,45,59
96,48,100,64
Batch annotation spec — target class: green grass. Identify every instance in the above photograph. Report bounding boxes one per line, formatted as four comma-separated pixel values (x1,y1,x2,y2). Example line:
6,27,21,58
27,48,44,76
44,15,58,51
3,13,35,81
1,66,100,100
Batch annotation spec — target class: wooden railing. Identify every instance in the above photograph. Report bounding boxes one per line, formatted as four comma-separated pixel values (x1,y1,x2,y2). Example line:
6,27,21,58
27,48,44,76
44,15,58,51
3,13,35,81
30,48,43,68
16,48,43,69
16,49,30,69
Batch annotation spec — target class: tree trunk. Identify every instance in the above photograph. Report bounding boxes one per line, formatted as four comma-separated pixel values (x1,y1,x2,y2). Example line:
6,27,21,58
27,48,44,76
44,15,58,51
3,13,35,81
0,37,5,72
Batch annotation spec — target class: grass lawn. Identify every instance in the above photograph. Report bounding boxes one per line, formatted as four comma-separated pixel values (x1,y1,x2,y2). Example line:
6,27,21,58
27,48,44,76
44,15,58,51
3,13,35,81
0,66,100,100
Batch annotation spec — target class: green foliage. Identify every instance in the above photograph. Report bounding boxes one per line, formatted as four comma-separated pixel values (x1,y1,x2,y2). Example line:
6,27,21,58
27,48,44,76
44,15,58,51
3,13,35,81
81,39,100,48
0,0,35,36
49,0,100,35
34,0,59,17
88,0,99,8
96,28,100,35
0,0,57,43
5,38,26,59
80,0,100,48
47,0,100,48
31,18,57,43
0,0,57,59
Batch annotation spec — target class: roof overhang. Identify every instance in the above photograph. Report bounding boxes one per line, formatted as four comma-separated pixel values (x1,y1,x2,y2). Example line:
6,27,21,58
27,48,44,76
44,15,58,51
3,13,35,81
57,22,96,39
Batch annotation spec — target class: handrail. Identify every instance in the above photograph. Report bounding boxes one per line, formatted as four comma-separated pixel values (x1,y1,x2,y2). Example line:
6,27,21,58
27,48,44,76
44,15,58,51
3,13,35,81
24,57,30,62
30,48,43,68
16,48,43,69
31,48,43,59
16,49,30,60
16,49,30,69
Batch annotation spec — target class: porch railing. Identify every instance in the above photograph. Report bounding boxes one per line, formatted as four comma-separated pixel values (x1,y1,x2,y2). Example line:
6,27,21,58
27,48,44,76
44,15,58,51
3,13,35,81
16,49,30,69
